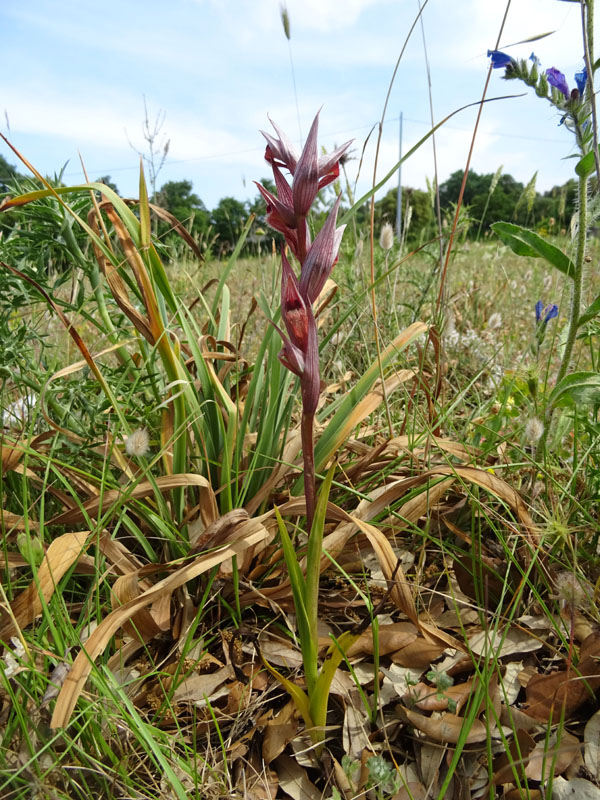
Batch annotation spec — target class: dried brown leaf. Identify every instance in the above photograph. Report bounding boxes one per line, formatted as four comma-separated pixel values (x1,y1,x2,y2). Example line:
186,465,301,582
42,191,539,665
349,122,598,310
401,707,488,744
172,665,235,704
262,700,299,765
50,519,269,728
275,753,321,800
49,473,209,525
524,731,581,781
0,531,90,641
346,622,418,657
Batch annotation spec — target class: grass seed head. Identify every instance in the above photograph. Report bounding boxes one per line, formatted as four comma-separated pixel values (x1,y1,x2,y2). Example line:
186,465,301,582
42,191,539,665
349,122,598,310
524,417,544,444
379,222,394,250
125,428,150,457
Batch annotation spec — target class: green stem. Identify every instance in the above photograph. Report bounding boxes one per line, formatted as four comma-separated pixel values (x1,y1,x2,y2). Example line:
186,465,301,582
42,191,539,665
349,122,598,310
301,411,316,532
539,172,588,460
556,173,588,387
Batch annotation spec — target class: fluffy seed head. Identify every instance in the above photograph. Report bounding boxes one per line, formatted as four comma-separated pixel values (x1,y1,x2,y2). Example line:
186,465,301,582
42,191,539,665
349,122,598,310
555,571,588,610
379,222,394,250
524,417,544,444
487,312,502,330
125,428,150,457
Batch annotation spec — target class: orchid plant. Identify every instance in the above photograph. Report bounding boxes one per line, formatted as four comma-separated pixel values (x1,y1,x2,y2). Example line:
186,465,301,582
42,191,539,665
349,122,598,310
255,112,351,529
255,113,357,748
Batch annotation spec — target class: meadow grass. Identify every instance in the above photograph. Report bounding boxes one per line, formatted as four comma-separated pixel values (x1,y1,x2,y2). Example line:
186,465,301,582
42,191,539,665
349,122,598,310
1,8,600,798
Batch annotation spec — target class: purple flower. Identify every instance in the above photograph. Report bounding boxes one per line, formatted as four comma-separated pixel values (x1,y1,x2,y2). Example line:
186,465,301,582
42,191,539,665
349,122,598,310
546,67,569,98
278,252,320,415
575,66,587,95
536,300,559,325
488,49,514,69
299,194,345,304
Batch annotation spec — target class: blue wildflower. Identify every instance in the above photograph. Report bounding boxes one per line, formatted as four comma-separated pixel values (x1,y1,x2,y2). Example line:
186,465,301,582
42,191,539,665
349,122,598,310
536,300,559,325
488,49,514,69
546,67,570,98
529,52,541,66
575,66,587,95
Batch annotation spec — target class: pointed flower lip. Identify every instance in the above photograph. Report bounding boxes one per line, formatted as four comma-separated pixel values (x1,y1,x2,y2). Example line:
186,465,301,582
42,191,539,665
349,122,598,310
317,140,353,190
254,180,297,229
488,49,514,69
299,194,345,304
546,67,569,98
261,116,299,173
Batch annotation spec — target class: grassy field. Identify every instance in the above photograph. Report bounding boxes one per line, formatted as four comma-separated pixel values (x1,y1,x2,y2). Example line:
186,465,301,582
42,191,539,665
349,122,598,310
1,47,600,796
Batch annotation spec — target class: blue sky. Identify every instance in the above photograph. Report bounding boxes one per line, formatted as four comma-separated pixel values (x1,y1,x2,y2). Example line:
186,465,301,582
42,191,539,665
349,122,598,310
1,0,590,210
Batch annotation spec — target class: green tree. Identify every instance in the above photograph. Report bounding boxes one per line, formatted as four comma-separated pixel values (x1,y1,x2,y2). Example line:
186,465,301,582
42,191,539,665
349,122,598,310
0,154,22,192
210,196,249,254
373,186,433,241
96,175,119,194
158,180,210,232
439,170,526,231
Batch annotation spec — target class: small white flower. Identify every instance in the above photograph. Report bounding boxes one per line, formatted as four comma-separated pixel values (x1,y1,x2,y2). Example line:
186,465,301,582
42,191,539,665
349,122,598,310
487,312,502,330
125,428,150,457
379,222,394,250
524,417,544,444
3,637,25,677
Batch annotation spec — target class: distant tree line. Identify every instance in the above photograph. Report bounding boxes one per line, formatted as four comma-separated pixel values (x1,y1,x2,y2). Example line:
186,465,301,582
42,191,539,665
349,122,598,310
0,151,579,262
369,170,577,244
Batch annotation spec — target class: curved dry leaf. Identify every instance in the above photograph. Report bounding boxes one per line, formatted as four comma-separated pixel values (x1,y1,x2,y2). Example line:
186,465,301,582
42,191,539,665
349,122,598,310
262,700,299,765
391,637,448,668
552,777,600,800
585,709,600,779
524,731,580,781
346,623,418,658
1,431,54,475
50,519,269,729
0,510,36,532
274,753,321,800
111,572,162,641
0,531,90,641
349,514,418,623
402,707,488,744
405,679,474,713
432,466,539,547
172,665,234,705
49,473,209,525
493,727,536,786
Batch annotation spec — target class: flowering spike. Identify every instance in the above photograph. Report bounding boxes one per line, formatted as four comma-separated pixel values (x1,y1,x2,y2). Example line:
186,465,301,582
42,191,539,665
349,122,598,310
299,194,345,304
546,67,569,98
293,113,320,216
